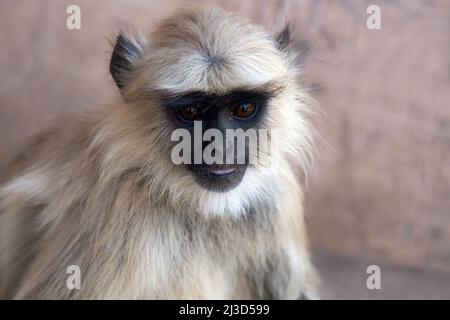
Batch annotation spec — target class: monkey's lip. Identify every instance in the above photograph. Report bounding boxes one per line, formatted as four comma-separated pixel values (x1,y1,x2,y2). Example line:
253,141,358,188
209,167,236,176
195,164,237,177
191,164,246,192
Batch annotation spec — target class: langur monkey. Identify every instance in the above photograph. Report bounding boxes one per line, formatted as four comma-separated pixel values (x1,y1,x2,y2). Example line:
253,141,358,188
0,7,317,299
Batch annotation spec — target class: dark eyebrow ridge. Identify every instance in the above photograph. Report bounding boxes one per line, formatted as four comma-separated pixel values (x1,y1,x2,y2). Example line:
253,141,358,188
157,81,286,110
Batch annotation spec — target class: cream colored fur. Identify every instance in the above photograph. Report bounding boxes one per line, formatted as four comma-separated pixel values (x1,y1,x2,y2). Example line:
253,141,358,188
0,6,317,299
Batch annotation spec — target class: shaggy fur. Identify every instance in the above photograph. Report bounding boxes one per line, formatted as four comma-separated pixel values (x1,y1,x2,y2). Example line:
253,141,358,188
0,7,317,299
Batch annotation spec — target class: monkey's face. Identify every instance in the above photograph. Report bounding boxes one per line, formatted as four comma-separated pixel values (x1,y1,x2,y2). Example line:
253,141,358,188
162,88,276,192
109,8,313,215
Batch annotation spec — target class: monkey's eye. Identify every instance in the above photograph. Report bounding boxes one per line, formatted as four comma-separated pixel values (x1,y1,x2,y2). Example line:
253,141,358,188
176,106,203,122
231,102,257,119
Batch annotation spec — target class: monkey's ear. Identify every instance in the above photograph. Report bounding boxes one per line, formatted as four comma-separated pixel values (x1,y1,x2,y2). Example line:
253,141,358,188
275,23,292,51
110,33,145,91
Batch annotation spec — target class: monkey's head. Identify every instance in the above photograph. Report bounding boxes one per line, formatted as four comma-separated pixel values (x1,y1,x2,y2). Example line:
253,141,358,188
107,7,313,217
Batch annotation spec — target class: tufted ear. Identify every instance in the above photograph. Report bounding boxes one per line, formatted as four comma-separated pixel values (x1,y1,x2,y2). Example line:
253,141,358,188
109,33,145,92
275,23,292,51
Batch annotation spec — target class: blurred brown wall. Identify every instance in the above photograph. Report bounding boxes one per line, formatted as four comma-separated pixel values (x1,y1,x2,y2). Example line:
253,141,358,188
1,0,449,273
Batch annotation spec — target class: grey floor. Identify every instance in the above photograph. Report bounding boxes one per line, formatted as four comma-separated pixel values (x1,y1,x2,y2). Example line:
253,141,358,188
312,248,450,300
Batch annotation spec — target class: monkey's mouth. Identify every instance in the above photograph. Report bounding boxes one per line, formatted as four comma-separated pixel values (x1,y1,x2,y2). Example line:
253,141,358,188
209,166,235,176
188,164,246,192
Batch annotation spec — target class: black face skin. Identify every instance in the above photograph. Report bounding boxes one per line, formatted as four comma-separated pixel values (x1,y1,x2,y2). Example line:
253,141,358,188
160,86,277,192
